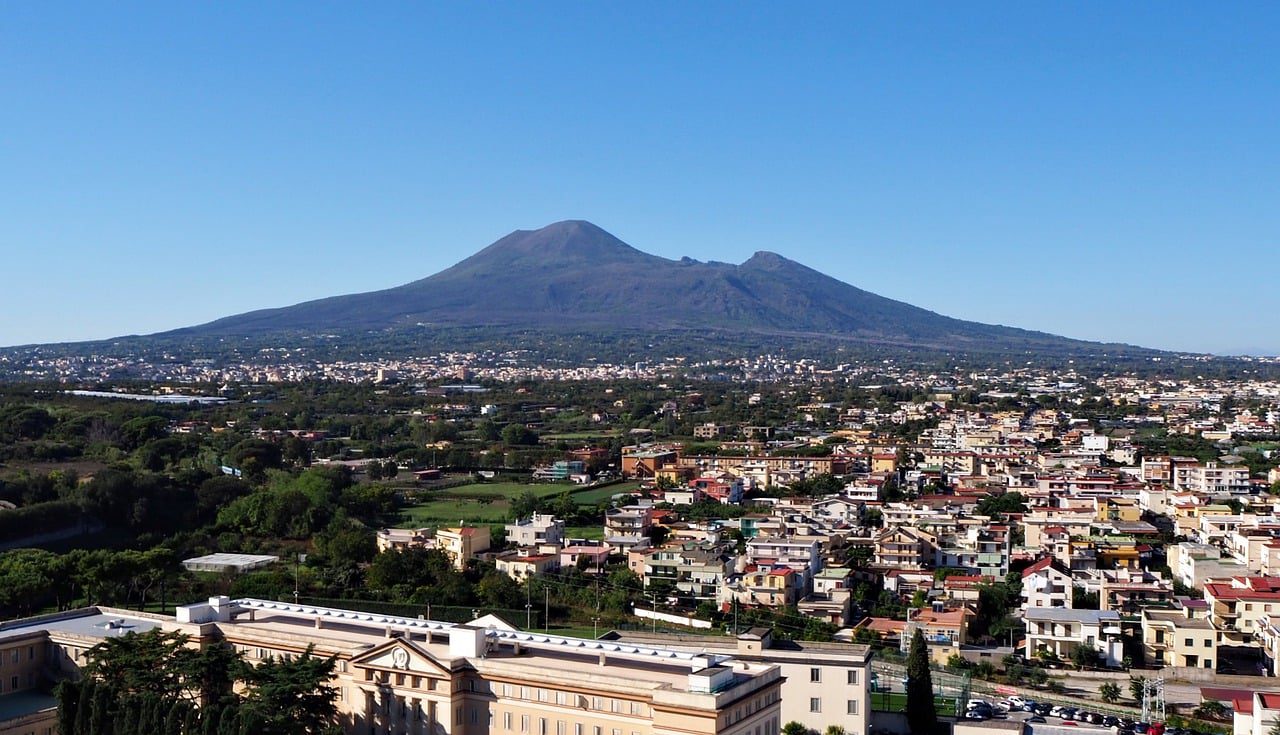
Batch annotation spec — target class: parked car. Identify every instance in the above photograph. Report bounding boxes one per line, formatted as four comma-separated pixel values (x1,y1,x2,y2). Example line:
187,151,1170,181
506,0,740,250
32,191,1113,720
1007,695,1027,709
1027,715,1046,724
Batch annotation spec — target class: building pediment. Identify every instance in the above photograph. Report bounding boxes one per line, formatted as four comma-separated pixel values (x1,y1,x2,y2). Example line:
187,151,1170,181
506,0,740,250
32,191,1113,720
351,637,451,676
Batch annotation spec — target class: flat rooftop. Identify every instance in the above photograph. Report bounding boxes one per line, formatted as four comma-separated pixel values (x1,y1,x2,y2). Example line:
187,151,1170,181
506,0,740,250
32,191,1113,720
0,609,163,646
0,690,57,722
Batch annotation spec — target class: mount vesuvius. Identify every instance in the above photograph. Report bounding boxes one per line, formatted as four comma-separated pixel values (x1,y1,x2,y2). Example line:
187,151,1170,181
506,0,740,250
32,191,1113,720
173,220,1141,355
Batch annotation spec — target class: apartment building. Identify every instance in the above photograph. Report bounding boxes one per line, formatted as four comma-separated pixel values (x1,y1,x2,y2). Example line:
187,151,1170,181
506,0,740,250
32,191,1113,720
641,542,733,600
505,514,565,548
1021,557,1073,611
436,527,492,571
604,506,654,550
376,526,492,571
872,527,934,570
1023,608,1124,666
745,537,822,580
604,628,872,735
1140,606,1216,669
1185,462,1251,495
1203,576,1280,646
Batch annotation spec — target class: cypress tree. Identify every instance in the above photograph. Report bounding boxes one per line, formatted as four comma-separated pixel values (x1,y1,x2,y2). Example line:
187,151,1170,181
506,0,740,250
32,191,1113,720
114,696,139,735
163,700,185,735
57,680,83,735
905,628,938,735
89,684,115,735
200,705,223,735
216,703,239,735
74,680,95,735
135,696,157,735
182,704,199,735
235,706,264,735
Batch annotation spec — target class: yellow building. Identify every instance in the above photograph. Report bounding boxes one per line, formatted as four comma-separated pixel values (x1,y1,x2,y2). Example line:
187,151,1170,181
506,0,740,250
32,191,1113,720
2,598,784,735
1140,606,1216,669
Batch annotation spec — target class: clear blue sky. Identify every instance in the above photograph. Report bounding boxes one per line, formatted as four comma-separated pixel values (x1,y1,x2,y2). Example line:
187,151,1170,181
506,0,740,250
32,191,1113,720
2,3,1277,354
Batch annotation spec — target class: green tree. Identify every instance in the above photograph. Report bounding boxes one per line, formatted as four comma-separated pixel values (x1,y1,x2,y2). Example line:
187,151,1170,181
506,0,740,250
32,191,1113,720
781,723,810,735
56,680,82,735
89,680,114,735
240,645,339,735
83,629,189,699
1129,675,1147,702
906,628,938,735
1099,682,1121,703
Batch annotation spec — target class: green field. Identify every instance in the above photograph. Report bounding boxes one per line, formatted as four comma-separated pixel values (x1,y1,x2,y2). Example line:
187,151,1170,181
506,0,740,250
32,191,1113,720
395,498,513,526
440,482,571,500
394,480,643,529
563,525,604,540
869,691,958,717
541,431,622,441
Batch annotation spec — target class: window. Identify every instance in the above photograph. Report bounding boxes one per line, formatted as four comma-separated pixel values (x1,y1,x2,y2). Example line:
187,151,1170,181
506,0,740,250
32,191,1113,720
575,725,583,735
810,667,821,683
522,715,530,733
539,718,547,735
11,676,18,691
1205,639,1212,647
504,713,513,730
847,700,859,715
557,722,565,735
847,669,859,685
1185,638,1193,647
809,698,821,713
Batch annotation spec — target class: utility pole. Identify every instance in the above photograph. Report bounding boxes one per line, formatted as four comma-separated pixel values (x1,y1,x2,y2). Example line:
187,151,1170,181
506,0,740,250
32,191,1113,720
592,617,600,639
651,591,658,632
544,588,549,632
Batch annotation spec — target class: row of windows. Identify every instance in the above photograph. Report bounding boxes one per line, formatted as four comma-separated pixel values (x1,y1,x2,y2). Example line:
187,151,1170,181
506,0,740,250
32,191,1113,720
0,672,37,693
807,698,859,715
0,646,37,666
726,688,779,726
491,682,649,717
498,711,638,735
807,667,861,685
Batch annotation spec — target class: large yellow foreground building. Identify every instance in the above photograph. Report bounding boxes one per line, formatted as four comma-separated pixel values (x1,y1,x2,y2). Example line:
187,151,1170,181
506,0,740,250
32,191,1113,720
1,597,785,735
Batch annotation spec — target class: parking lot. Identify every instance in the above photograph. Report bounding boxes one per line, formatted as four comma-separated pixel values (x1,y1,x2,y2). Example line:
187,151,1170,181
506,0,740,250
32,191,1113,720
961,697,1185,735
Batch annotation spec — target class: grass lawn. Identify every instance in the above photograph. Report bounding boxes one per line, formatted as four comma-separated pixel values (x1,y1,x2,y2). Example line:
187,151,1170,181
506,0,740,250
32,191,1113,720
442,482,571,500
395,498,513,526
869,691,958,717
563,525,604,540
570,482,642,505
541,431,621,441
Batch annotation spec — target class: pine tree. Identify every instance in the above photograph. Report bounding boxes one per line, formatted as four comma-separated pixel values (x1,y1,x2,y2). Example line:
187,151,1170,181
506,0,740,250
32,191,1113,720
182,704,199,735
906,628,938,735
235,706,265,735
73,680,95,735
89,682,113,735
163,700,185,735
114,696,140,735
56,680,83,735
200,705,223,735
217,704,239,735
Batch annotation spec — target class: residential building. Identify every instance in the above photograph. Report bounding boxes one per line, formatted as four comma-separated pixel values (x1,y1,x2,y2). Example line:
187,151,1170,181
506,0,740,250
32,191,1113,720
603,505,654,550
1023,608,1124,666
435,527,491,571
1204,576,1280,646
505,514,565,548
1021,557,1073,611
1140,605,1216,669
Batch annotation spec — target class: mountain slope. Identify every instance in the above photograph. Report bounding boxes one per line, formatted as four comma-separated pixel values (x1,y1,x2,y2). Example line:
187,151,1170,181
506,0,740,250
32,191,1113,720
180,220,1132,353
